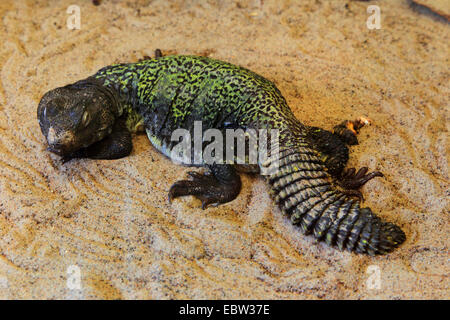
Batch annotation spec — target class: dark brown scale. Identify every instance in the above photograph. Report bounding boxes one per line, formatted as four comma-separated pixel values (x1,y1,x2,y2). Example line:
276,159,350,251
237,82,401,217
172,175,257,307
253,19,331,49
269,169,328,186
298,191,338,233
290,194,330,225
271,169,328,191
274,178,330,201
278,160,324,173
312,197,346,240
278,153,324,168
345,210,369,252
379,222,405,253
336,202,361,251
282,185,330,217
355,215,374,254
300,193,346,235
366,216,382,253
324,200,354,247
272,176,330,197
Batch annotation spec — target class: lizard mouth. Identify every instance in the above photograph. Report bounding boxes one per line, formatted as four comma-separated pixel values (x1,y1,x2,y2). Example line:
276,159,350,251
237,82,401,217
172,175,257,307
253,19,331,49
47,145,68,156
47,143,80,156
47,147,64,156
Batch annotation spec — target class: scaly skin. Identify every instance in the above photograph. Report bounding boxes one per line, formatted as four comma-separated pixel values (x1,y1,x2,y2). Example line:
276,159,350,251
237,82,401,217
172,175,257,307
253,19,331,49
37,53,406,255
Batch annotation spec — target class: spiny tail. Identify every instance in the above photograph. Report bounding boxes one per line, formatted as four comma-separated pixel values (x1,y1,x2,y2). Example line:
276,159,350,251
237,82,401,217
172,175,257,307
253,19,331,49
264,144,406,255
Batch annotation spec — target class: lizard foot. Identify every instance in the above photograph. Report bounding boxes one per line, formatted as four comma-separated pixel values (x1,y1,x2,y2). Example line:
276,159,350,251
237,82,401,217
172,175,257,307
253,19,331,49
338,167,383,201
333,116,372,145
58,148,87,164
340,189,364,202
168,168,241,209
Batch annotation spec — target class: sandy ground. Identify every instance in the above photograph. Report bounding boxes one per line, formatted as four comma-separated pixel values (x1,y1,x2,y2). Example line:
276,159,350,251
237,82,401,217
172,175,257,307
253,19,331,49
0,0,448,299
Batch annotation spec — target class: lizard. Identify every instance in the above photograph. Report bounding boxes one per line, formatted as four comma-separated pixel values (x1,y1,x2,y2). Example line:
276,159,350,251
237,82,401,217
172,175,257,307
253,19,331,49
37,50,406,255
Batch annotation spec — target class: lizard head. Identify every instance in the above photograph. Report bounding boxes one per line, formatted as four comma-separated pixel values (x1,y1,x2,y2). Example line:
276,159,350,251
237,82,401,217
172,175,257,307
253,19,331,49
37,80,117,156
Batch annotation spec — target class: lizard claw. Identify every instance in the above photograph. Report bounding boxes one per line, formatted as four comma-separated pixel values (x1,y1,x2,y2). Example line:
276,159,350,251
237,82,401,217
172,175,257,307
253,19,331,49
340,166,384,191
168,169,240,209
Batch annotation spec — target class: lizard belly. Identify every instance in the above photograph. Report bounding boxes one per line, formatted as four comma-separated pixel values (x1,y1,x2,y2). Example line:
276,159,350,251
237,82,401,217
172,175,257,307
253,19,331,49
145,127,259,172
145,128,173,159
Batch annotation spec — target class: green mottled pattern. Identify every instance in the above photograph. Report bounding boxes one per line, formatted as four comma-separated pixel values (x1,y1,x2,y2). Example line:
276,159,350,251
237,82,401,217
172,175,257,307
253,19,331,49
88,55,404,255
93,55,302,136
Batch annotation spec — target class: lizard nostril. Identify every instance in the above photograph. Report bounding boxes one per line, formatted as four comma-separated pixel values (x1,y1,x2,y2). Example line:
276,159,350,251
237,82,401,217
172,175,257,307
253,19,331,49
47,128,75,147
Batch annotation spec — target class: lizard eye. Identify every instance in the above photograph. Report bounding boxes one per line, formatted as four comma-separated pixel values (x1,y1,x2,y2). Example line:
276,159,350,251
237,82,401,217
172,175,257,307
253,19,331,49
81,110,90,127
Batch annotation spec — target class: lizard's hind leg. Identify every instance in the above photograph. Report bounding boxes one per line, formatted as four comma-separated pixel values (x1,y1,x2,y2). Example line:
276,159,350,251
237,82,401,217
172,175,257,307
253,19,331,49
332,116,384,199
340,167,383,191
168,164,242,209
307,117,383,201
332,116,372,146
306,126,350,177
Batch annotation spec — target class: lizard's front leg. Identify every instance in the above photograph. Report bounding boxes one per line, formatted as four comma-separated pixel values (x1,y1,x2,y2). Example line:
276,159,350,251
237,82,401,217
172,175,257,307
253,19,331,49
168,164,242,209
62,117,132,162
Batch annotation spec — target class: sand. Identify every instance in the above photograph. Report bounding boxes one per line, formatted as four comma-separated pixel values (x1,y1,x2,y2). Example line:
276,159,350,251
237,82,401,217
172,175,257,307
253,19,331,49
0,0,448,299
